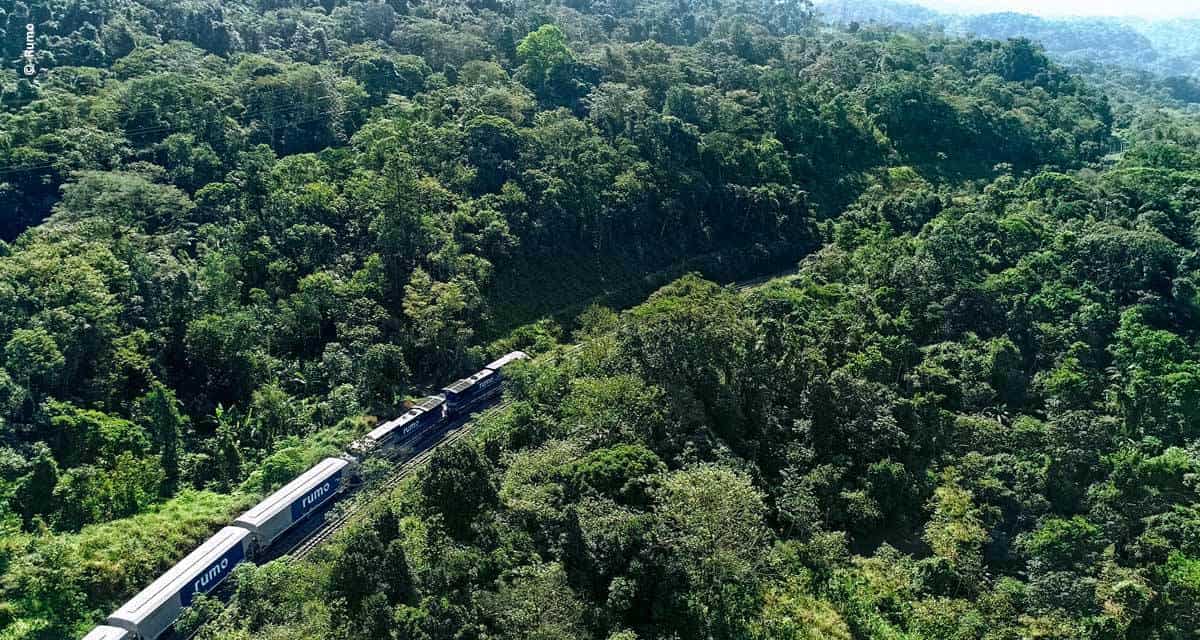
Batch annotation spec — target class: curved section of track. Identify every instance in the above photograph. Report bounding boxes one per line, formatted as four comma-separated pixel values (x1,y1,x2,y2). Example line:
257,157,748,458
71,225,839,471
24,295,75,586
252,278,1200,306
288,400,510,559
180,268,797,638
287,339,597,559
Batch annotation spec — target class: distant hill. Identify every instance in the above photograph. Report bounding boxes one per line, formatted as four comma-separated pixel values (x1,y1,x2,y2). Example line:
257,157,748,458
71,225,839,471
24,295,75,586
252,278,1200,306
816,0,1200,78
959,12,1158,68
1128,18,1200,70
816,0,945,26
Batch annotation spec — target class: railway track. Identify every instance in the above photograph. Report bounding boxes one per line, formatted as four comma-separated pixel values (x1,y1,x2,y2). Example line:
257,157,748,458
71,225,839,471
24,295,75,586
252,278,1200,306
289,342,599,556
731,265,805,292
288,400,511,559
210,271,792,566
120,268,808,640
184,268,799,632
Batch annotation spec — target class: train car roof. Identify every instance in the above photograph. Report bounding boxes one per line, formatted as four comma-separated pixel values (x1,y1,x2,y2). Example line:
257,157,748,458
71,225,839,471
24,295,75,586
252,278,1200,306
442,369,494,394
413,394,445,411
109,526,249,624
468,368,495,382
235,457,348,527
82,626,130,640
485,351,529,371
364,407,423,442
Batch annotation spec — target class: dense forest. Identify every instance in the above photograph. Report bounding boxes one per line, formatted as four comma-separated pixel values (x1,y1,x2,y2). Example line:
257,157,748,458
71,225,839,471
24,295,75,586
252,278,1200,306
196,135,1200,639
0,0,1198,638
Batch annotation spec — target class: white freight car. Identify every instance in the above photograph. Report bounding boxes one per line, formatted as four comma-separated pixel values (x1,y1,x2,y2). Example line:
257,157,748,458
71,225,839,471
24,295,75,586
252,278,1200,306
233,457,349,549
81,626,130,640
107,526,252,639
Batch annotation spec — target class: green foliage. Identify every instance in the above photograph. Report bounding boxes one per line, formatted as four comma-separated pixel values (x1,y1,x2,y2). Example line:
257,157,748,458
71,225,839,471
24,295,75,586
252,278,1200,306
516,25,577,104
0,489,255,639
1020,516,1105,572
654,465,770,637
567,444,664,505
479,563,588,640
4,328,65,398
132,384,186,495
419,440,498,540
923,481,989,589
2,0,1199,637
752,578,851,640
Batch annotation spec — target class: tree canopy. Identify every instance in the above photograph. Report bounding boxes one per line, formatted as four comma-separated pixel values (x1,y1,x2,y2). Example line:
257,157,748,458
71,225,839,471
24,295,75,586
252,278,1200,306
2,0,1200,638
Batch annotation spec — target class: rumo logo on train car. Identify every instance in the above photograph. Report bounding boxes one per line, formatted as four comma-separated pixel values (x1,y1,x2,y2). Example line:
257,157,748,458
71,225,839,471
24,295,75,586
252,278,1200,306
290,472,341,520
180,544,245,606
403,416,427,436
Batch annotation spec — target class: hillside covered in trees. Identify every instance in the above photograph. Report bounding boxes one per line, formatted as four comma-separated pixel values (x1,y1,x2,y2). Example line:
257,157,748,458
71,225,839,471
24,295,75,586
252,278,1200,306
818,0,1200,89
199,138,1200,640
201,114,1200,639
0,0,1198,638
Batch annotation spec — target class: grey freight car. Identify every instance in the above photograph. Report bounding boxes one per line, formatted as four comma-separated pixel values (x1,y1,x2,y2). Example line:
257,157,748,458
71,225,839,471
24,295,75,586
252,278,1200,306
233,457,349,549
108,526,251,639
81,626,130,640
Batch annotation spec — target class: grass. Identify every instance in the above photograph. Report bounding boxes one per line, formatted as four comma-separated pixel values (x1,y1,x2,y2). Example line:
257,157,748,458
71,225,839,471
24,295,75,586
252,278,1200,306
72,489,260,606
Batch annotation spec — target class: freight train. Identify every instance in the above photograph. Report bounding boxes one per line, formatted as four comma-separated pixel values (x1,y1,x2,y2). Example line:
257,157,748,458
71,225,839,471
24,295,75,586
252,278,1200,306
82,351,528,640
